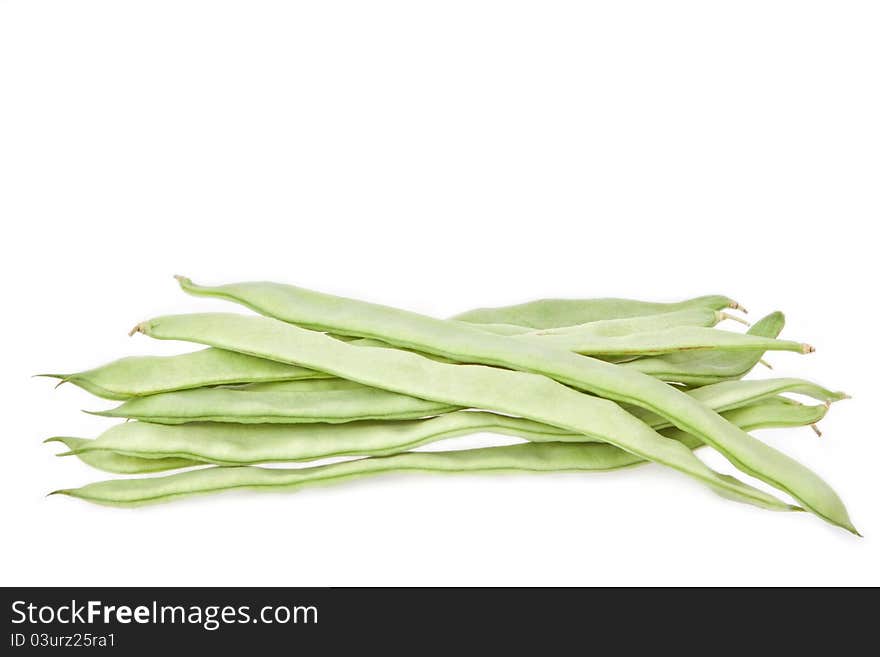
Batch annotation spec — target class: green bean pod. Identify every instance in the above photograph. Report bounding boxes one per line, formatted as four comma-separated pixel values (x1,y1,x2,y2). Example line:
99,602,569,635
51,444,682,507
95,371,842,429
92,381,459,424
451,294,740,328
46,437,197,474
627,377,846,429
50,398,828,473
525,308,726,338
38,348,331,401
515,324,809,356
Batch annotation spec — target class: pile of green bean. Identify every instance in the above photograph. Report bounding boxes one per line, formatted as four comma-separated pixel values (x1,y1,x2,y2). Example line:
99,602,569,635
40,277,857,533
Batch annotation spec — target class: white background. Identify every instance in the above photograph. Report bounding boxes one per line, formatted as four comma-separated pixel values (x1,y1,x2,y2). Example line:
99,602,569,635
1,1,878,586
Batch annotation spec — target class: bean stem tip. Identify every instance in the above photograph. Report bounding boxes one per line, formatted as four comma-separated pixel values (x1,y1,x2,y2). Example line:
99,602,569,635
718,312,751,327
128,322,147,337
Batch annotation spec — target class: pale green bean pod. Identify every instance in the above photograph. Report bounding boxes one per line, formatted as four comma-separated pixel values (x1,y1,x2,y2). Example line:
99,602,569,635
526,307,731,338
92,380,458,424
514,324,809,356
52,444,686,507
50,397,828,472
48,437,198,474
451,294,741,328
95,373,843,427
38,348,331,401
626,377,845,429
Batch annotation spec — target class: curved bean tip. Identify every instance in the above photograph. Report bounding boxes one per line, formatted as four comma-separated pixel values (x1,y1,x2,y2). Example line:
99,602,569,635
34,373,71,389
174,275,197,291
830,516,860,536
844,522,862,537
758,359,774,370
810,424,823,438
47,489,70,498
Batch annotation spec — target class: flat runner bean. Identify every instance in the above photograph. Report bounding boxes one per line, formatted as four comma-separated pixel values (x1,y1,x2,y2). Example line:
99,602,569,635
96,373,843,427
512,324,809,356
53,398,828,470
451,294,740,328
46,437,198,474
38,348,331,401
92,381,458,424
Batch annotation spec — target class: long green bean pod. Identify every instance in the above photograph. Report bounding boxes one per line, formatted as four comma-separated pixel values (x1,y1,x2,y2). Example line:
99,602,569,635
514,325,809,356
38,348,332,401
96,374,843,427
92,381,458,424
51,398,828,472
451,294,740,328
